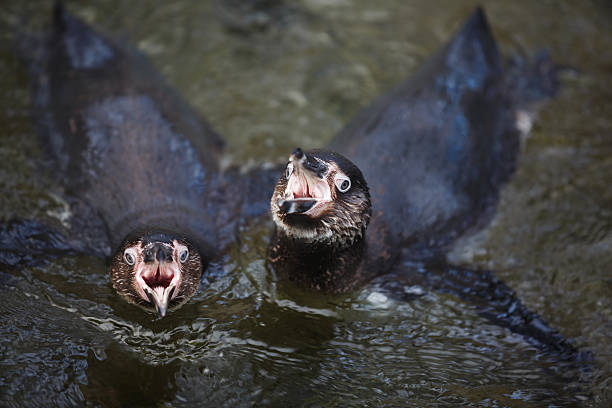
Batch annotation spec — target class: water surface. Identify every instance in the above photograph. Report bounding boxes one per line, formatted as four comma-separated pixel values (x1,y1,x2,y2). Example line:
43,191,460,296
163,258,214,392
1,0,611,406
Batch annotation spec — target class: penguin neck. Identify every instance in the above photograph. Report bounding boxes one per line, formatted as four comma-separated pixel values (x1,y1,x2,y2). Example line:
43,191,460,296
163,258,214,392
269,228,366,293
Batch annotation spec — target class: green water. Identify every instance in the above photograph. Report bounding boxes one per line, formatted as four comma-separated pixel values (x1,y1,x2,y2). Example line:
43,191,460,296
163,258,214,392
1,0,611,406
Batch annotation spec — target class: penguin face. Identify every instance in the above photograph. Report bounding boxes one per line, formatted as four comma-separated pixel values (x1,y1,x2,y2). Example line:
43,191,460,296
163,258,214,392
109,233,202,317
271,148,371,246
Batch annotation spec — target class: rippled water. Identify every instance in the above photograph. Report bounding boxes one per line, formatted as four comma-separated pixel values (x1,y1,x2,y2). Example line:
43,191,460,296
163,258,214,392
1,0,611,406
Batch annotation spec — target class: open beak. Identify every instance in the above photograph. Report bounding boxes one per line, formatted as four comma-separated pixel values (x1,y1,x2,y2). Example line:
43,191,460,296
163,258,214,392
144,285,174,317
134,244,182,317
278,148,332,216
278,198,317,214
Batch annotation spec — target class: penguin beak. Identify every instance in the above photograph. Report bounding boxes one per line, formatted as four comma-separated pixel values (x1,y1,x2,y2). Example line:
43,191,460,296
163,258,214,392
291,147,327,178
132,242,183,317
144,285,175,317
277,148,332,217
278,198,317,214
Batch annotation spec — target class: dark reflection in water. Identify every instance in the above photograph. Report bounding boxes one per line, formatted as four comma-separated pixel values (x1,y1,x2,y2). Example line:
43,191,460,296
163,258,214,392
1,0,611,407
83,344,180,407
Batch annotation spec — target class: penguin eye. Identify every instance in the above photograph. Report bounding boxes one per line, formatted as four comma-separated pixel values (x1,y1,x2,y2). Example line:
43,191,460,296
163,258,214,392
285,163,293,179
179,249,189,263
124,250,135,266
334,176,351,193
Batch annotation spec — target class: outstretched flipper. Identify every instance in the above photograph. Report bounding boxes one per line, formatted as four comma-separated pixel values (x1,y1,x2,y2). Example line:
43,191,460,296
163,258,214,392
376,261,592,364
0,193,112,268
0,218,80,268
331,8,561,259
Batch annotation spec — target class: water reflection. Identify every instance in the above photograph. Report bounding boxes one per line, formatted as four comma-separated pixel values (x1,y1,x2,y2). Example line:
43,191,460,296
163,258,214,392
84,344,180,407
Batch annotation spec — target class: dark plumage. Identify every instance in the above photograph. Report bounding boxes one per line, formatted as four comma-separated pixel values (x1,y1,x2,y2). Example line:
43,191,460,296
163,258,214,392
25,5,224,316
269,149,371,291
267,8,585,358
269,9,559,292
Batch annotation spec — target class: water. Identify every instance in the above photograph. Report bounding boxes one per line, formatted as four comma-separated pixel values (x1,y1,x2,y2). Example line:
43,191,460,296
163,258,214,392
1,0,611,406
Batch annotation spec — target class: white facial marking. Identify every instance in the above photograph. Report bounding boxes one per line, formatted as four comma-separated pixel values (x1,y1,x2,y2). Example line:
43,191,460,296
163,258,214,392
285,162,294,179
124,247,137,265
174,241,189,264
334,174,351,193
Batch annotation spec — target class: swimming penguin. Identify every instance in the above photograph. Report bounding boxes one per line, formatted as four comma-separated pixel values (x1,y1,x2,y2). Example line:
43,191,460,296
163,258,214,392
266,9,583,358
270,147,373,292
20,4,227,317
269,8,558,293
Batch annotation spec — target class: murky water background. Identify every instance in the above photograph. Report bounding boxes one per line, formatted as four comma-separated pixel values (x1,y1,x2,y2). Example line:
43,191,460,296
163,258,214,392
1,0,611,406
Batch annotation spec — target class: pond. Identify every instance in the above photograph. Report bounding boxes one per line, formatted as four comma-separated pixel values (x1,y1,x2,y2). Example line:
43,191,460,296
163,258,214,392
1,0,611,406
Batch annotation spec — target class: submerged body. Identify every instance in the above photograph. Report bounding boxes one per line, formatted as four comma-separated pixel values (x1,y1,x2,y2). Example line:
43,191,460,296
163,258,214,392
25,5,227,315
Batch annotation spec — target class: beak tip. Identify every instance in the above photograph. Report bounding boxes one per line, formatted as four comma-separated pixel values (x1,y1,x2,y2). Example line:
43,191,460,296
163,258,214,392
145,287,170,318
